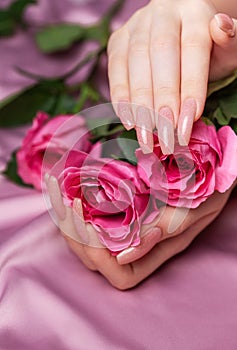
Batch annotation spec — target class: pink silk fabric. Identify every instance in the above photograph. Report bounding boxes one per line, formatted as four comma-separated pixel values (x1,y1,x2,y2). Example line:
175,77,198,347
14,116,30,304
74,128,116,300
1,1,237,349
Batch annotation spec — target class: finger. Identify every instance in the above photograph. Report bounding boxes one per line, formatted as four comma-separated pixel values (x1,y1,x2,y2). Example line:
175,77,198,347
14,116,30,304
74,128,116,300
178,15,212,146
46,174,66,220
209,14,237,80
150,8,180,154
84,244,136,290
108,28,133,130
127,20,154,153
116,227,162,265
117,205,191,265
115,208,214,288
73,198,104,249
212,13,236,40
116,192,222,265
72,198,89,245
64,236,97,271
130,209,214,280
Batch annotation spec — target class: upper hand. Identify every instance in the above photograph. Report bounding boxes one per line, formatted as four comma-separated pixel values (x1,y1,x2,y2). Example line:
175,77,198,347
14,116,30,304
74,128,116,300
108,0,237,154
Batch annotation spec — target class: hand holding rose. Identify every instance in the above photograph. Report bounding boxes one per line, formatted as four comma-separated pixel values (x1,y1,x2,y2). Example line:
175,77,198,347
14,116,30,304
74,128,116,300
46,174,235,290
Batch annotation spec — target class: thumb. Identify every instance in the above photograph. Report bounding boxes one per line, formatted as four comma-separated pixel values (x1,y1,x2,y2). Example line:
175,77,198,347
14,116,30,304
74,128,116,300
116,205,193,265
209,13,237,81
210,13,236,45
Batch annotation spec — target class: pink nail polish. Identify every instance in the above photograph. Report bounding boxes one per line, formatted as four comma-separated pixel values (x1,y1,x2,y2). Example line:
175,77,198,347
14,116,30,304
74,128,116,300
117,102,135,130
157,107,174,155
215,13,236,37
178,98,196,146
117,227,162,264
136,106,154,154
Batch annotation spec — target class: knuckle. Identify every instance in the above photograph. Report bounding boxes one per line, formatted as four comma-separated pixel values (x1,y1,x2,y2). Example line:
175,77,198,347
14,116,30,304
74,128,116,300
108,55,124,70
132,86,153,98
182,78,199,90
150,36,178,52
107,28,125,53
182,36,209,50
129,42,148,56
111,276,136,291
155,85,177,96
110,84,129,100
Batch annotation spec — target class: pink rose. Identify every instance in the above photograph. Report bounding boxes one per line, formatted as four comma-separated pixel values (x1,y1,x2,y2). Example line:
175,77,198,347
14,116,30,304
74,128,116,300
136,120,237,208
54,150,158,252
17,111,92,190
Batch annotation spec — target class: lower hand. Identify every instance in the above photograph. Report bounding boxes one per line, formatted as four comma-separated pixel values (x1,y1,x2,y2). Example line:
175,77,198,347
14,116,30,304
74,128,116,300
46,175,235,290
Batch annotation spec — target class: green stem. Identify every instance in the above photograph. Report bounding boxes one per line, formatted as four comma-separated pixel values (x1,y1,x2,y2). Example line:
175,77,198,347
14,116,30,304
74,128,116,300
103,0,125,25
61,47,105,81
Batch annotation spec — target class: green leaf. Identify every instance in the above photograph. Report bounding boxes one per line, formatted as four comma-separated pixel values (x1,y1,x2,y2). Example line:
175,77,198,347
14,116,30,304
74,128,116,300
51,93,77,115
219,92,237,118
117,129,139,165
213,107,230,126
0,80,66,127
0,11,15,36
230,120,237,134
87,117,111,140
207,69,237,97
3,151,33,188
85,24,109,46
8,0,37,23
201,116,215,126
35,24,86,53
0,0,37,37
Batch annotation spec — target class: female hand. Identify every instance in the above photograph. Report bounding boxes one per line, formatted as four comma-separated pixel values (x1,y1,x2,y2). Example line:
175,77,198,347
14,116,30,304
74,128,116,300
108,0,237,154
46,175,235,290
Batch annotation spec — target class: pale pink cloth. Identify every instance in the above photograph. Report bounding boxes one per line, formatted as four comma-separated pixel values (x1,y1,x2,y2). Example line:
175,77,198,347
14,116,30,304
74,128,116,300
1,1,237,349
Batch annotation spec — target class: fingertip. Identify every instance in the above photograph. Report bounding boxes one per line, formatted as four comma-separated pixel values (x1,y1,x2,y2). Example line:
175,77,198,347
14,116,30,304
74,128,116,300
117,101,135,130
178,98,197,146
210,13,236,46
136,105,154,154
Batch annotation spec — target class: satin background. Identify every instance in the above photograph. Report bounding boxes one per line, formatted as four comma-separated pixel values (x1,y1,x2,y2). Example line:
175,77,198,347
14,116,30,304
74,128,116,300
0,1,237,349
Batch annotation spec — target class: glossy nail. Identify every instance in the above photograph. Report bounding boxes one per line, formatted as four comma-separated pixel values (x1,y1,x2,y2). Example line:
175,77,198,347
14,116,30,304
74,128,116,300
117,102,134,130
136,106,154,154
73,198,89,245
178,98,197,146
157,107,174,154
48,175,66,221
117,227,162,265
215,13,236,37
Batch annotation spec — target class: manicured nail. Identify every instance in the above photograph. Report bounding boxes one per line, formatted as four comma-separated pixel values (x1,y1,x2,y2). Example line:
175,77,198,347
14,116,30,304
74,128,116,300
117,227,162,265
117,102,134,130
44,173,50,183
157,107,174,154
215,13,236,37
73,198,89,245
136,106,154,154
48,175,66,221
178,98,197,146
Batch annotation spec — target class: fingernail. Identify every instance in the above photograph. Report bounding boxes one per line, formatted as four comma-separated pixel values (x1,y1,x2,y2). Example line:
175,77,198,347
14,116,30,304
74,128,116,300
73,198,89,245
117,102,135,130
178,98,196,146
117,227,162,264
48,175,66,221
157,107,174,154
136,106,154,154
44,173,50,183
215,13,236,38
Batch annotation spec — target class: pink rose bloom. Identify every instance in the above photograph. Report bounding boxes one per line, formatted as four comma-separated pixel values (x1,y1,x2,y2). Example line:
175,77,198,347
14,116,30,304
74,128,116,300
17,111,92,190
55,150,158,252
137,120,237,208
